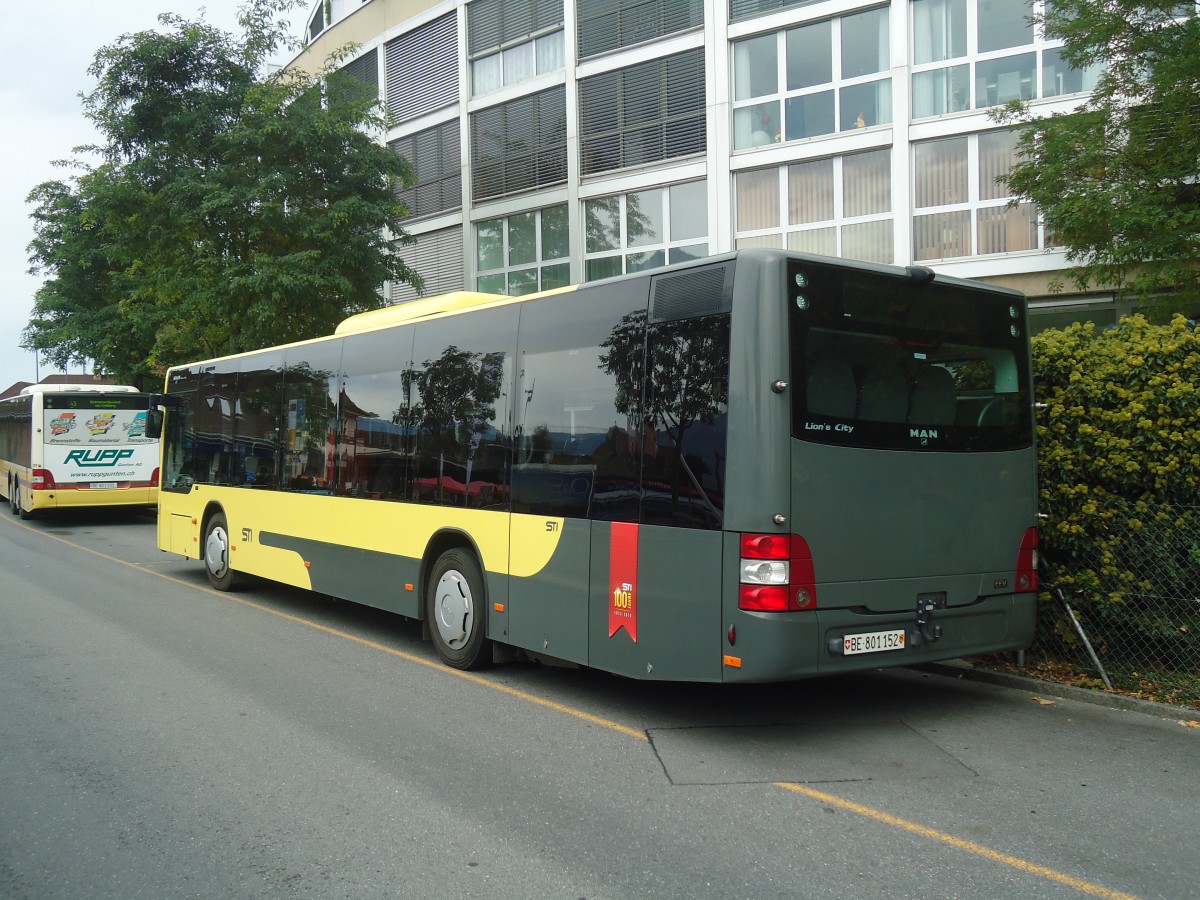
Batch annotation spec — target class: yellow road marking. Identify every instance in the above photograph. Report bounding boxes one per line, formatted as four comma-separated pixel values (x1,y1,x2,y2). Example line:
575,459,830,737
774,783,1139,900
2,514,1139,898
1,515,645,741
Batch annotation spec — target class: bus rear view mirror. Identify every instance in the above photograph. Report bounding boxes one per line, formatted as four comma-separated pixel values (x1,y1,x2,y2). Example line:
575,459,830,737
145,407,164,440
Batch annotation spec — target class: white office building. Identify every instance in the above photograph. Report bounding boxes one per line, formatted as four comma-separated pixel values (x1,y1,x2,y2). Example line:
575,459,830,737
293,0,1120,329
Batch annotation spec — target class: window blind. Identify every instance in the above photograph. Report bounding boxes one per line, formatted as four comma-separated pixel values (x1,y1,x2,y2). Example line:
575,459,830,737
386,13,458,123
468,0,564,56
578,0,704,60
579,49,706,176
471,87,567,201
391,228,466,302
389,120,463,219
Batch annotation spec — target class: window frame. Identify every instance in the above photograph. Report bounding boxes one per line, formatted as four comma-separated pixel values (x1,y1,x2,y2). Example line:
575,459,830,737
475,204,572,296
582,181,711,282
911,130,1043,262
733,149,894,264
731,7,892,151
909,0,1104,119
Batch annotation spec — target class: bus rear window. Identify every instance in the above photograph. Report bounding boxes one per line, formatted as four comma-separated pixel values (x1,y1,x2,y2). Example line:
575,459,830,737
789,261,1032,452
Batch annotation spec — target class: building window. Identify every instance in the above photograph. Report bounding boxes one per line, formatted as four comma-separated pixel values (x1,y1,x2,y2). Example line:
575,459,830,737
579,49,706,175
912,130,1040,261
472,32,565,95
583,181,709,280
911,0,1103,118
389,121,462,220
468,0,565,96
476,205,571,295
732,7,891,150
386,13,458,122
1041,46,1102,98
577,0,704,60
471,87,568,201
733,149,893,263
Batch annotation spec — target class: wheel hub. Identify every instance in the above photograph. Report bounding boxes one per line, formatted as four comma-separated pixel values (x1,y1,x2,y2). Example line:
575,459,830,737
205,527,229,579
433,571,472,649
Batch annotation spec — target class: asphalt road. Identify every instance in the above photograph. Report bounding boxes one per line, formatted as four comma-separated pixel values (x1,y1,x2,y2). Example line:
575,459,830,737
1,508,1196,900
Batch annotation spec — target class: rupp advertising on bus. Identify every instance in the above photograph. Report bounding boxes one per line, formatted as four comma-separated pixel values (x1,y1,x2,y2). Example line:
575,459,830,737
1,384,159,517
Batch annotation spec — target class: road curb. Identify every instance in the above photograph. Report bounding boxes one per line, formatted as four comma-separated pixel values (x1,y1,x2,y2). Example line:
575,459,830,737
915,660,1199,723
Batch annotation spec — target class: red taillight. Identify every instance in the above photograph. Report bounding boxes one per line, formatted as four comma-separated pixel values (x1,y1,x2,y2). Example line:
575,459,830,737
1016,527,1039,592
31,469,56,490
151,467,160,487
739,533,817,611
741,533,791,560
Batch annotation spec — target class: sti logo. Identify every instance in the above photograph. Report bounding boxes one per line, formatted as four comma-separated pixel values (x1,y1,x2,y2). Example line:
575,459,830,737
65,448,136,468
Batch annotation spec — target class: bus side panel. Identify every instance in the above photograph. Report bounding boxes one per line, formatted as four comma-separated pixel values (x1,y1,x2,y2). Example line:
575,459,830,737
259,532,423,618
158,489,201,558
163,488,526,620
507,515,590,665
588,522,723,681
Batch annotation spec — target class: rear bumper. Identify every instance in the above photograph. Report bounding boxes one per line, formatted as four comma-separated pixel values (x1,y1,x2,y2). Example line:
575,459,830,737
722,592,1037,683
31,486,157,510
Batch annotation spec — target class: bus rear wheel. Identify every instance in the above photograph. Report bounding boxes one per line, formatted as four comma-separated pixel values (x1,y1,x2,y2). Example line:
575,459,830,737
203,511,239,591
8,481,17,516
427,548,491,670
14,484,33,520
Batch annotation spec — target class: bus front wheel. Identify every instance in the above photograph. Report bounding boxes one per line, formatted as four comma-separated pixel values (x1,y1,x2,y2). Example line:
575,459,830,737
427,549,491,670
203,512,239,591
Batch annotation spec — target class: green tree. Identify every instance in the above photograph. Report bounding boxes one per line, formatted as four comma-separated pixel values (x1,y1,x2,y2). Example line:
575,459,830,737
996,2,1200,310
24,0,422,386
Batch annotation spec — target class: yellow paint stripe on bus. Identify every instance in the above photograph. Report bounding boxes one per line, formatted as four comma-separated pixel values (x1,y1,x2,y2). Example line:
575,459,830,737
163,489,565,580
1,513,1142,900
773,782,1141,900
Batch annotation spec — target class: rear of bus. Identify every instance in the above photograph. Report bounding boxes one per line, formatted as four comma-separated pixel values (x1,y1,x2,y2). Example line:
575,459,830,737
724,252,1038,680
27,387,159,513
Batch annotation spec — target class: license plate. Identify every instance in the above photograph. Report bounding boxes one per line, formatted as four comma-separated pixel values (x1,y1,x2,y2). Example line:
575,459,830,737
843,629,906,655
88,482,118,490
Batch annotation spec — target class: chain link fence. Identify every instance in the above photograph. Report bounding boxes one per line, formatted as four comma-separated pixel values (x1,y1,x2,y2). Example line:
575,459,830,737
983,498,1200,710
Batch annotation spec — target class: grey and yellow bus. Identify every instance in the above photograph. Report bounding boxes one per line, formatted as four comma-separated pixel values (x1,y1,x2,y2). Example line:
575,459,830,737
150,249,1038,682
1,384,159,517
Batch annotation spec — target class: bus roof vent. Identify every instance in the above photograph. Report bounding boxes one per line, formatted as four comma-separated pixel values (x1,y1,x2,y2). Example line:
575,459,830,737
650,263,733,323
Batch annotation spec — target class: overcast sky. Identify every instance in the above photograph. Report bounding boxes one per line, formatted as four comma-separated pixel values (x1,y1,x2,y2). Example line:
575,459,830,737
0,1,303,392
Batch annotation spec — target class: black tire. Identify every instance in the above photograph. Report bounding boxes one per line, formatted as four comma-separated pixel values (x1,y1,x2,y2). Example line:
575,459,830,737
16,482,33,520
426,548,491,670
8,480,18,516
202,511,239,591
